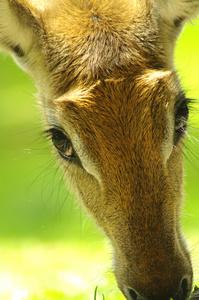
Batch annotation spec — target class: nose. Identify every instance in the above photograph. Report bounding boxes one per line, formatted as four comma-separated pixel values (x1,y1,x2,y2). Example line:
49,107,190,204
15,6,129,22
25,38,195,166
126,277,191,300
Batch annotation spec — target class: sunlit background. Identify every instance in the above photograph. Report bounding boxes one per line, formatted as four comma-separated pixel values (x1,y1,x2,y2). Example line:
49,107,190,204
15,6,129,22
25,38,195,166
0,20,199,300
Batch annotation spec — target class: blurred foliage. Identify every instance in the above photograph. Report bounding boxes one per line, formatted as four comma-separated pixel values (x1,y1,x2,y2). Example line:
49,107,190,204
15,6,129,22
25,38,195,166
0,19,199,300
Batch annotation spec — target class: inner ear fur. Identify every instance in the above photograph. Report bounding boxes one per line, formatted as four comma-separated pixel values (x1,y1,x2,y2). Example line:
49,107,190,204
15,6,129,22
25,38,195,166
0,0,41,56
154,0,199,28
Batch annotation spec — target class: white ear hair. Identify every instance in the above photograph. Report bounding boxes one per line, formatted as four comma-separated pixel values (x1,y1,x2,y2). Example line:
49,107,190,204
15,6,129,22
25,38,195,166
154,0,199,27
0,0,35,56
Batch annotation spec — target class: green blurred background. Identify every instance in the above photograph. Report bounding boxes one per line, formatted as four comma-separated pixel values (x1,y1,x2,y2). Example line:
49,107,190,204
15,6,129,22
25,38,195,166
0,21,199,300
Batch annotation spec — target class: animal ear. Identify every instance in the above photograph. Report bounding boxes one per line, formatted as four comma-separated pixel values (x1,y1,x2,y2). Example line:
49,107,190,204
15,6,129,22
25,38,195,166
0,0,40,57
154,0,199,28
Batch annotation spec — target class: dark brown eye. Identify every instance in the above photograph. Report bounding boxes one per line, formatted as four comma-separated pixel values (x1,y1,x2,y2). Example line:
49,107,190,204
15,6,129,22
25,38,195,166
175,100,189,139
47,128,75,159
175,116,188,134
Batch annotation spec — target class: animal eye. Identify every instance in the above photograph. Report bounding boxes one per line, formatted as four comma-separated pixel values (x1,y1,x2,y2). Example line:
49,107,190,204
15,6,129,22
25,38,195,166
46,128,76,159
174,100,189,140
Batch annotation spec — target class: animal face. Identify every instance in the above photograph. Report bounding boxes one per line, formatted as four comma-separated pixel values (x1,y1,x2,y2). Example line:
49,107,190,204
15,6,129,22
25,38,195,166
0,0,198,299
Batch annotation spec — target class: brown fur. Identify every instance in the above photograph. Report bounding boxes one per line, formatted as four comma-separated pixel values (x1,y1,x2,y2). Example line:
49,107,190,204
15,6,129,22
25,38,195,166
0,0,198,299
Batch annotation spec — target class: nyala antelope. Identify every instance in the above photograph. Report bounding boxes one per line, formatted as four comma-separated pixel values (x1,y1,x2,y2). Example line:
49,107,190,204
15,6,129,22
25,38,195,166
0,0,198,299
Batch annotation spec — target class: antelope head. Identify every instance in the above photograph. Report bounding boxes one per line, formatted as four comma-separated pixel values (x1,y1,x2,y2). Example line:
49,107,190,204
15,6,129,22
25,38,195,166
0,0,198,299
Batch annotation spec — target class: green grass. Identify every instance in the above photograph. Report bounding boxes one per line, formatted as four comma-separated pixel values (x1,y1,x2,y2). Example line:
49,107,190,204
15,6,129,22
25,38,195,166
0,239,124,300
0,19,199,300
0,238,198,300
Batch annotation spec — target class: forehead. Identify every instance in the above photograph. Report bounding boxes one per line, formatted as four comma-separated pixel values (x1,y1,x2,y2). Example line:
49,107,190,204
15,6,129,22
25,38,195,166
43,0,167,97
